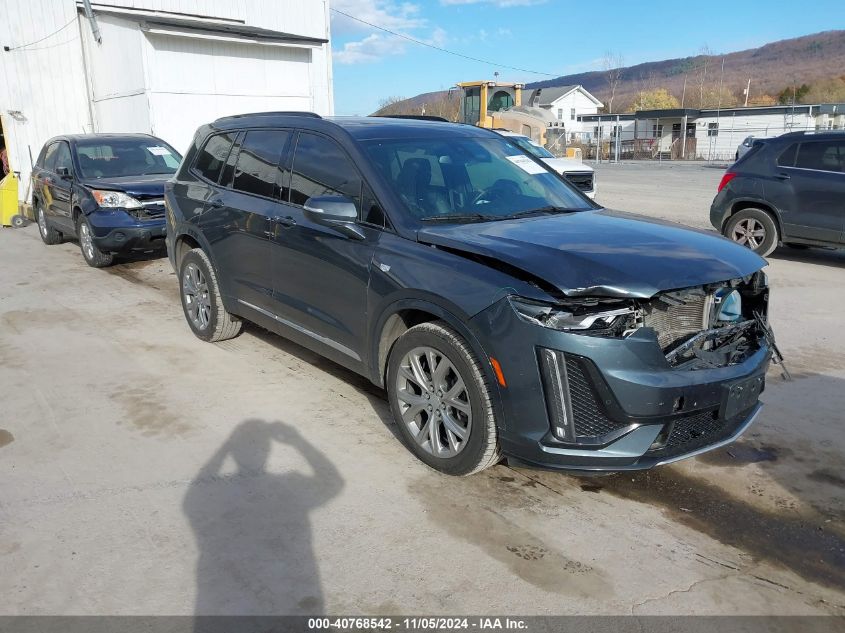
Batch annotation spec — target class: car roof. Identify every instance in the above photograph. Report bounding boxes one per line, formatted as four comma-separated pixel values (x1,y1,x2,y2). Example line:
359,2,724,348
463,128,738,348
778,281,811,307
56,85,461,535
210,112,496,141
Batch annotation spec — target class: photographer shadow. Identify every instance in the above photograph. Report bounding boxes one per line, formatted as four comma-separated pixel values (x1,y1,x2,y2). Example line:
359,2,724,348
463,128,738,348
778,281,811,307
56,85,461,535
184,419,343,616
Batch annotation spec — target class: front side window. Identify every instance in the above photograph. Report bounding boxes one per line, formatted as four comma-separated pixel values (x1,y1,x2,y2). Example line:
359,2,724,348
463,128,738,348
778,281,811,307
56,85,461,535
795,140,845,173
194,133,235,183
43,143,61,172
289,133,361,210
76,138,182,179
54,142,73,174
231,130,291,198
363,136,594,222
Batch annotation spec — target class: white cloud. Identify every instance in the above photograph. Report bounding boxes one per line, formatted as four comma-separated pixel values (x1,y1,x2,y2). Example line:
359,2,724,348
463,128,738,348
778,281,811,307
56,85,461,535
331,0,425,36
332,1,448,65
334,27,448,65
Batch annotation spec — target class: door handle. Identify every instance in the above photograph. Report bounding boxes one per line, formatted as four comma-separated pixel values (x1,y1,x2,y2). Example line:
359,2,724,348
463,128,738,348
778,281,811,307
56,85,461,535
775,173,790,180
207,198,224,208
272,215,297,228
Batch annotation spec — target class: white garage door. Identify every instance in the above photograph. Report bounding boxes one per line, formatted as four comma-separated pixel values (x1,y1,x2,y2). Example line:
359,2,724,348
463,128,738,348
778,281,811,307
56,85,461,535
144,33,314,153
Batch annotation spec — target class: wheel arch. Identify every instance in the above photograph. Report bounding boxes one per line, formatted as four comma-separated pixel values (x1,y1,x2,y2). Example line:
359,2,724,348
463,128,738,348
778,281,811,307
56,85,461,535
371,298,496,393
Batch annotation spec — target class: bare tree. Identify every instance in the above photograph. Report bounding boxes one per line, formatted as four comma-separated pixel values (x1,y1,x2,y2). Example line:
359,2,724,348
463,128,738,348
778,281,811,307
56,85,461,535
375,95,407,115
695,45,712,108
602,52,625,114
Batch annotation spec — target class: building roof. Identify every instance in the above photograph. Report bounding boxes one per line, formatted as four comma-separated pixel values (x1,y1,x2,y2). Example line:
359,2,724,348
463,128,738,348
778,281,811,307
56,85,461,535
79,3,328,45
525,85,604,108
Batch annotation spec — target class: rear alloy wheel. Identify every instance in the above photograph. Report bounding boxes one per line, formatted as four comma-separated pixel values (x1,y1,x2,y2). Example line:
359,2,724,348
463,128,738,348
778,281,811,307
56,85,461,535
77,215,114,267
179,248,242,342
387,321,500,475
724,208,778,257
36,203,62,245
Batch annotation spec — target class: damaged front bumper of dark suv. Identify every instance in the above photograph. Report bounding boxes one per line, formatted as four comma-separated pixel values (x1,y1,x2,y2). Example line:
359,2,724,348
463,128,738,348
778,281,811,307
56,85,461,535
472,271,773,472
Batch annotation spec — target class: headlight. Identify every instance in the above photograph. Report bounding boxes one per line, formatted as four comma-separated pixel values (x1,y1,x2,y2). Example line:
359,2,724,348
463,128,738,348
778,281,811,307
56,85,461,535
91,189,143,209
509,297,635,332
714,288,742,323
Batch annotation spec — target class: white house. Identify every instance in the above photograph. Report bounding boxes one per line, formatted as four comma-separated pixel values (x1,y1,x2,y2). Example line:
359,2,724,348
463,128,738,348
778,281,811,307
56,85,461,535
524,85,603,137
0,0,333,204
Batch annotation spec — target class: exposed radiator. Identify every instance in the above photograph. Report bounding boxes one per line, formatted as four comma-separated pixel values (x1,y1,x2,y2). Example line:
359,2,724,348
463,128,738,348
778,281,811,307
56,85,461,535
643,294,709,350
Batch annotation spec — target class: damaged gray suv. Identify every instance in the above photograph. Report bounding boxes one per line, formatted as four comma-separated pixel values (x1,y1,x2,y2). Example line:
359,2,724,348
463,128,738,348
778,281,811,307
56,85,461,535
166,113,775,475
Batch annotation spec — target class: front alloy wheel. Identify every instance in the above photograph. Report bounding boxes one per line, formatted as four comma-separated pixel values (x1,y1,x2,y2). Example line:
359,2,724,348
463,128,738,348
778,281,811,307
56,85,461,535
395,346,472,458
387,321,500,475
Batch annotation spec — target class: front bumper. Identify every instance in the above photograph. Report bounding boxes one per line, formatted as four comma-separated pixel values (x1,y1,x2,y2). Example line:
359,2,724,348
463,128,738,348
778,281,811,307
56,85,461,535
472,298,772,472
88,209,166,253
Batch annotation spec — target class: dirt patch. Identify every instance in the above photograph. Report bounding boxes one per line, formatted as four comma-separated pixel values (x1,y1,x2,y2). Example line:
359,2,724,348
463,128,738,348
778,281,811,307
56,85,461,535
588,468,845,592
809,469,845,487
109,387,192,437
409,470,611,597
0,429,14,448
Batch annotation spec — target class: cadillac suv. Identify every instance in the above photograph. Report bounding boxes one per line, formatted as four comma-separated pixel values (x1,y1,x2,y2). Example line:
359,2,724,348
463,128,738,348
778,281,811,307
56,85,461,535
166,112,773,475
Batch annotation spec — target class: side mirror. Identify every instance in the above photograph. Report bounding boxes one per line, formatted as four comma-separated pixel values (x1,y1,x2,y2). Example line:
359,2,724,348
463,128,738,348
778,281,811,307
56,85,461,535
56,167,72,180
303,195,364,239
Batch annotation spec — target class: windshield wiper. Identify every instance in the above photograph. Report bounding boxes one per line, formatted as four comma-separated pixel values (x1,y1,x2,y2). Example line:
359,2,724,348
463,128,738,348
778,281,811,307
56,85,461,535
503,206,575,219
420,213,498,223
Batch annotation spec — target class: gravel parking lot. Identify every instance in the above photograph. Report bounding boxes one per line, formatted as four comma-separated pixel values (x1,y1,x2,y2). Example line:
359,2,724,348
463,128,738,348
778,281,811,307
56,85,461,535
1,162,843,616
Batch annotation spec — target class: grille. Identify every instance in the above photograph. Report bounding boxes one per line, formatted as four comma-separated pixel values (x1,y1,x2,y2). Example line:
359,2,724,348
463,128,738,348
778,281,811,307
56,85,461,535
643,294,708,350
565,355,627,438
647,408,747,460
565,172,594,192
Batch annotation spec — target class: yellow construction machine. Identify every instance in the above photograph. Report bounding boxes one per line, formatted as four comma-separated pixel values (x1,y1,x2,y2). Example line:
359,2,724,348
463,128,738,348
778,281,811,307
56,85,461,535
456,81,564,147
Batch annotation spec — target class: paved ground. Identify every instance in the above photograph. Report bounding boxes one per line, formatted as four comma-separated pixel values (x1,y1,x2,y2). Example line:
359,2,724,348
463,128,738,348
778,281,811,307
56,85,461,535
1,163,844,616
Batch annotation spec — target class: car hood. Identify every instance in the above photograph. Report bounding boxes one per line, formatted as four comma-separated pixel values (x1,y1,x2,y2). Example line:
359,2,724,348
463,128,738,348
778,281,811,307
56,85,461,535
416,209,766,299
541,157,593,174
79,174,169,199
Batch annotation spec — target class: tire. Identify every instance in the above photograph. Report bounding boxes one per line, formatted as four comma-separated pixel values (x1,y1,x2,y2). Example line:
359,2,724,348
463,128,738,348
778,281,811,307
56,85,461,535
10,215,26,228
723,208,778,257
386,321,500,476
36,202,62,245
179,248,243,342
77,214,114,268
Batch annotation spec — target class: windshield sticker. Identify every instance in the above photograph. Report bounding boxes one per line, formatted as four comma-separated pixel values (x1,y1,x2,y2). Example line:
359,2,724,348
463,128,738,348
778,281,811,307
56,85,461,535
147,146,172,156
506,154,547,175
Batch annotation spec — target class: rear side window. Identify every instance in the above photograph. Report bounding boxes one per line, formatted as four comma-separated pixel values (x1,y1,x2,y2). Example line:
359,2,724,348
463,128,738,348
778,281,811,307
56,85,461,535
777,143,798,167
194,133,235,183
289,133,361,210
231,130,291,199
795,140,845,173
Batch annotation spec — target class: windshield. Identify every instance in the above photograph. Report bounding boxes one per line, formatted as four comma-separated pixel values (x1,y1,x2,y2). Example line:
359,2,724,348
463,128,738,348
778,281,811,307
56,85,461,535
363,136,594,223
509,135,555,159
75,138,182,179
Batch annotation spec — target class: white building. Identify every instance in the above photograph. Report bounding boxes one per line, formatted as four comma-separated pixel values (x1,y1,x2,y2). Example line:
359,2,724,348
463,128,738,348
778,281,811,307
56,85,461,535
524,85,603,137
0,0,333,203
580,104,845,161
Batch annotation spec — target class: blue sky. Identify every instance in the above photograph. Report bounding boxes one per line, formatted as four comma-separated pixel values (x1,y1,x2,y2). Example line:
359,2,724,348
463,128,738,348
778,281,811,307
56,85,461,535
330,0,843,115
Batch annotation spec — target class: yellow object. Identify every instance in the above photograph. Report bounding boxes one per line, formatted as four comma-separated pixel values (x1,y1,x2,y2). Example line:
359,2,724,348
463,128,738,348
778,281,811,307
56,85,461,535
565,147,583,160
456,80,556,146
0,172,19,227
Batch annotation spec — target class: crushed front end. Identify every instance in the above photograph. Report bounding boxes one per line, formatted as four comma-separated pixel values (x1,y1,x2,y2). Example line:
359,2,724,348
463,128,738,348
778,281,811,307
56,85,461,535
472,270,775,471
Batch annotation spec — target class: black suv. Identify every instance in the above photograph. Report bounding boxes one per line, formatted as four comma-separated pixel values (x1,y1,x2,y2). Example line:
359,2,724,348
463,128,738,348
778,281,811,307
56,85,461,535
166,113,773,475
712,130,845,256
32,134,182,267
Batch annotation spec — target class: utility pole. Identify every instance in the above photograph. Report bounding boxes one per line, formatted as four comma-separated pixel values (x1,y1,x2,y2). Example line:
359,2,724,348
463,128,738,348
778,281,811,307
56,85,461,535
743,78,751,107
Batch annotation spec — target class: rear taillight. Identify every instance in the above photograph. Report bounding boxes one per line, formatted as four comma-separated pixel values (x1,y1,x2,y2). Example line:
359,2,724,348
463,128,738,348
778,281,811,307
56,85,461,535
718,172,737,193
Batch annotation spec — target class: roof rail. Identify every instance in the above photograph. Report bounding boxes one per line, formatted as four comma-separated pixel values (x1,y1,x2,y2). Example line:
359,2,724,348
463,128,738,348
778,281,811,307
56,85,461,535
214,111,322,123
372,114,449,122
780,129,845,137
